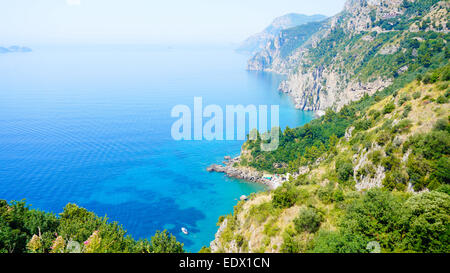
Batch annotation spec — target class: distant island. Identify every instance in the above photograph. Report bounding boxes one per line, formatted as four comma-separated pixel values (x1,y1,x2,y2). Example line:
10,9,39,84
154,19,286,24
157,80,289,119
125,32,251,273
0,45,32,54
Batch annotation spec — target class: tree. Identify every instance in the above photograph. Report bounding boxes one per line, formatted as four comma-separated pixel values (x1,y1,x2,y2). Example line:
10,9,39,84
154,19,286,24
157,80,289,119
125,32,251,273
310,230,368,253
434,157,450,184
272,183,299,209
336,159,354,182
339,189,407,251
0,200,184,253
294,207,323,233
401,192,450,253
383,102,396,114
149,230,184,253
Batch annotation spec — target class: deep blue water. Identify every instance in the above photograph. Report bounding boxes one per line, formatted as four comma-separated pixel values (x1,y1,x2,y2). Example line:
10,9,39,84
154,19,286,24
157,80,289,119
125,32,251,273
0,45,314,252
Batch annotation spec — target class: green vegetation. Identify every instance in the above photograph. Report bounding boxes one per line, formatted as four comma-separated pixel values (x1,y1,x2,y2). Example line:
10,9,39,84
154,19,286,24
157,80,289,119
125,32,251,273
0,200,184,253
243,64,450,190
404,129,450,191
312,189,449,253
279,21,325,58
216,63,450,253
294,207,323,233
272,183,299,209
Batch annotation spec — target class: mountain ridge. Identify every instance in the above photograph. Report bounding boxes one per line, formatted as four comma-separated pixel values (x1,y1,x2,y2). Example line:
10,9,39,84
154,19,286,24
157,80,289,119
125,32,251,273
236,13,327,54
247,0,449,111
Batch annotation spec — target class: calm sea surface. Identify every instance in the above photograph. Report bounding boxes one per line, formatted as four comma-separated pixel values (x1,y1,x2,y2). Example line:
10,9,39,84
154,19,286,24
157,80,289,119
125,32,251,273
0,45,314,251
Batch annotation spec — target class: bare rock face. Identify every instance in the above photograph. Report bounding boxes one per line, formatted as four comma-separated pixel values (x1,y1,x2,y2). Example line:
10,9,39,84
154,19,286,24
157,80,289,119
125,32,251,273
345,126,355,141
279,67,392,111
343,0,405,32
210,218,228,253
353,144,386,191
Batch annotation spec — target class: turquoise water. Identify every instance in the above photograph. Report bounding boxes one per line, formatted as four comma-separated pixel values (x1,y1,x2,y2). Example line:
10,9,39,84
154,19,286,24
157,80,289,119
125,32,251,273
0,45,314,252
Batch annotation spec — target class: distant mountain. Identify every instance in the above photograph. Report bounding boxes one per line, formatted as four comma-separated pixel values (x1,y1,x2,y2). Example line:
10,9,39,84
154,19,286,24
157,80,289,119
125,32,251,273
236,13,327,54
248,0,450,111
0,45,32,54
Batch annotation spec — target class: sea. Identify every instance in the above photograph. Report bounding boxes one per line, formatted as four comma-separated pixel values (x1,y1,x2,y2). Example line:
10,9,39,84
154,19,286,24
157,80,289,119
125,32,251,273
0,44,314,251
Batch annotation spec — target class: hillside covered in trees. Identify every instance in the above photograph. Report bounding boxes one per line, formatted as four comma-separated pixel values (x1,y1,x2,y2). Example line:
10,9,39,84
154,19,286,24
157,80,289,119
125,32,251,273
0,201,184,253
209,63,450,253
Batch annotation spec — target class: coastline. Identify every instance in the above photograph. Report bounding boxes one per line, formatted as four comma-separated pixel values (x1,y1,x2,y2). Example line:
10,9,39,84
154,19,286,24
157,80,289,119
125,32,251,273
207,156,290,190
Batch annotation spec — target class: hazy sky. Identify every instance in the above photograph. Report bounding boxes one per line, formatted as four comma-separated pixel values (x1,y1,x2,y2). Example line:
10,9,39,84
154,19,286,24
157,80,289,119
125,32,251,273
0,0,347,45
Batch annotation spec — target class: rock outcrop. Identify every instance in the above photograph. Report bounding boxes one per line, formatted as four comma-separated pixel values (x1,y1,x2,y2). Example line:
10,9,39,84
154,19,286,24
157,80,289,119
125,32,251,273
246,0,449,111
279,67,392,111
207,156,288,190
237,13,326,54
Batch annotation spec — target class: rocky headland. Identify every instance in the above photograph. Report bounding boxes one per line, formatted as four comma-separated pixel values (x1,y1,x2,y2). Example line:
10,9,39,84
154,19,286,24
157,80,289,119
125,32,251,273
207,156,289,190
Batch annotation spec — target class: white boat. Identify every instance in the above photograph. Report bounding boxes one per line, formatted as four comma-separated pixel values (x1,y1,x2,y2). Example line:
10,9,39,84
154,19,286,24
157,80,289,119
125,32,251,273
181,227,188,235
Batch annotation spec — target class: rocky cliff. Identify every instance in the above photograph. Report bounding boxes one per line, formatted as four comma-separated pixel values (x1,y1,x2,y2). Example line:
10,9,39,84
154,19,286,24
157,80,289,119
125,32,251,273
237,13,326,54
248,0,449,111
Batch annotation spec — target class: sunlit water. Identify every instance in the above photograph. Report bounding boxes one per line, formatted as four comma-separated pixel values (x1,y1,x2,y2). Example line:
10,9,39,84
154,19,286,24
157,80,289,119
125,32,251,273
0,45,314,251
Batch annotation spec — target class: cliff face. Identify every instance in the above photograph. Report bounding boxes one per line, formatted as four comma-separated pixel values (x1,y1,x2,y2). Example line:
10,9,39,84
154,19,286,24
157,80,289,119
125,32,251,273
248,0,449,111
279,67,392,111
237,13,326,54
246,21,326,73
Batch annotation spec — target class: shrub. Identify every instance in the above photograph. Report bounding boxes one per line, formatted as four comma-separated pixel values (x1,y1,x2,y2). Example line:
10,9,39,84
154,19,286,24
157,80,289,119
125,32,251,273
333,188,345,202
272,183,299,209
398,94,411,105
368,150,383,165
217,216,225,226
412,91,421,99
336,159,354,182
356,163,376,178
383,170,408,191
371,110,381,121
383,102,396,114
436,184,450,195
406,155,432,191
402,104,412,118
354,119,372,131
376,130,391,146
317,182,335,204
392,119,412,134
340,188,405,251
0,201,184,253
281,228,302,253
440,66,450,81
437,83,448,91
433,118,449,132
294,207,323,233
405,131,450,160
422,73,439,84
310,230,368,253
235,234,245,247
381,155,401,171
149,230,184,253
401,192,450,253
433,157,450,184
199,246,211,253
436,95,448,104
